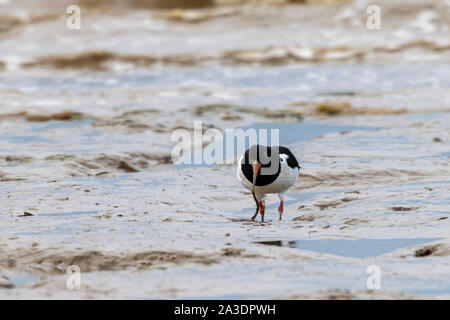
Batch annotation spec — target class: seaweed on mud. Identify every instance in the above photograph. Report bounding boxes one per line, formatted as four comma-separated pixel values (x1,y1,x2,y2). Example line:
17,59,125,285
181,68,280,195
0,171,25,182
0,15,23,33
318,91,357,97
96,153,170,172
315,101,407,116
2,155,33,163
0,13,59,33
22,51,115,70
117,109,160,117
315,101,353,115
44,154,76,161
22,51,158,71
137,152,172,165
151,0,214,9
91,109,163,131
16,40,450,71
156,7,238,23
2,248,263,274
117,161,139,173
315,197,358,210
22,51,212,71
45,152,171,176
221,113,242,121
414,244,449,257
0,276,14,289
292,215,317,222
78,0,214,9
0,111,84,122
92,119,152,131
390,206,420,212
26,111,84,122
344,218,369,225
220,248,244,256
190,104,303,120
279,289,423,300
11,250,217,273
95,155,140,173
18,212,34,217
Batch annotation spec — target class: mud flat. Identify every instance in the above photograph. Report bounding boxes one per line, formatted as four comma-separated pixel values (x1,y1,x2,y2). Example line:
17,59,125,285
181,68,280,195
1,103,449,298
1,0,449,299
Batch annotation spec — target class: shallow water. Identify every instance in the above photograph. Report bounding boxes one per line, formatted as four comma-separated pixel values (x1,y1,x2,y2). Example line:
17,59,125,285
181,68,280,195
2,64,450,92
38,210,98,217
256,238,442,258
4,274,39,287
1,64,449,111
241,121,376,145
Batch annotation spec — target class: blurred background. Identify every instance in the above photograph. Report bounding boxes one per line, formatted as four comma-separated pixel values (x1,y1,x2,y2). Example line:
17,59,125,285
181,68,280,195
0,0,449,299
1,0,449,67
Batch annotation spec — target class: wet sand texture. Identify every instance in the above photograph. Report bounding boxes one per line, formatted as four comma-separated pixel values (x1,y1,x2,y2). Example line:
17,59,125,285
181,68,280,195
0,0,449,299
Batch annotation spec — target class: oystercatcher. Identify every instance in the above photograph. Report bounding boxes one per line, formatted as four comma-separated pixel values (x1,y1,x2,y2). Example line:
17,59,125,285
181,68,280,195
237,145,300,222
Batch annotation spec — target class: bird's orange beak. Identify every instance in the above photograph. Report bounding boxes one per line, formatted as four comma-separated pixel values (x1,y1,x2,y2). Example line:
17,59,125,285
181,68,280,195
252,162,261,178
251,161,261,191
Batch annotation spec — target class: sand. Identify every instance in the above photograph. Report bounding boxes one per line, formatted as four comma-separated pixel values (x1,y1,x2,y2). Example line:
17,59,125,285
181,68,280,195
0,0,449,299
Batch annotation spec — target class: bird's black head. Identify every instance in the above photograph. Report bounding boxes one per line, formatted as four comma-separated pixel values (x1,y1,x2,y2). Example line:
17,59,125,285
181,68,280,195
242,145,300,188
278,146,301,170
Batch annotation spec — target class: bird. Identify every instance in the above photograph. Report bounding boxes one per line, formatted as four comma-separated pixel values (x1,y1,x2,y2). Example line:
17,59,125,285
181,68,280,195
237,145,300,222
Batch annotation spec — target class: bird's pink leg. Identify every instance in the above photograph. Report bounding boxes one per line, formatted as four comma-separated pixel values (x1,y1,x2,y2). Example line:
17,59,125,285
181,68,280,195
258,202,265,222
251,192,259,221
251,205,259,221
278,200,284,221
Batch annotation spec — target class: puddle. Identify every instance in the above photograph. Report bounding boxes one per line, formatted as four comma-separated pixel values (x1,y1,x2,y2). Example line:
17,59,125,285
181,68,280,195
29,120,93,132
256,238,441,258
5,274,40,287
240,120,375,145
39,210,98,217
